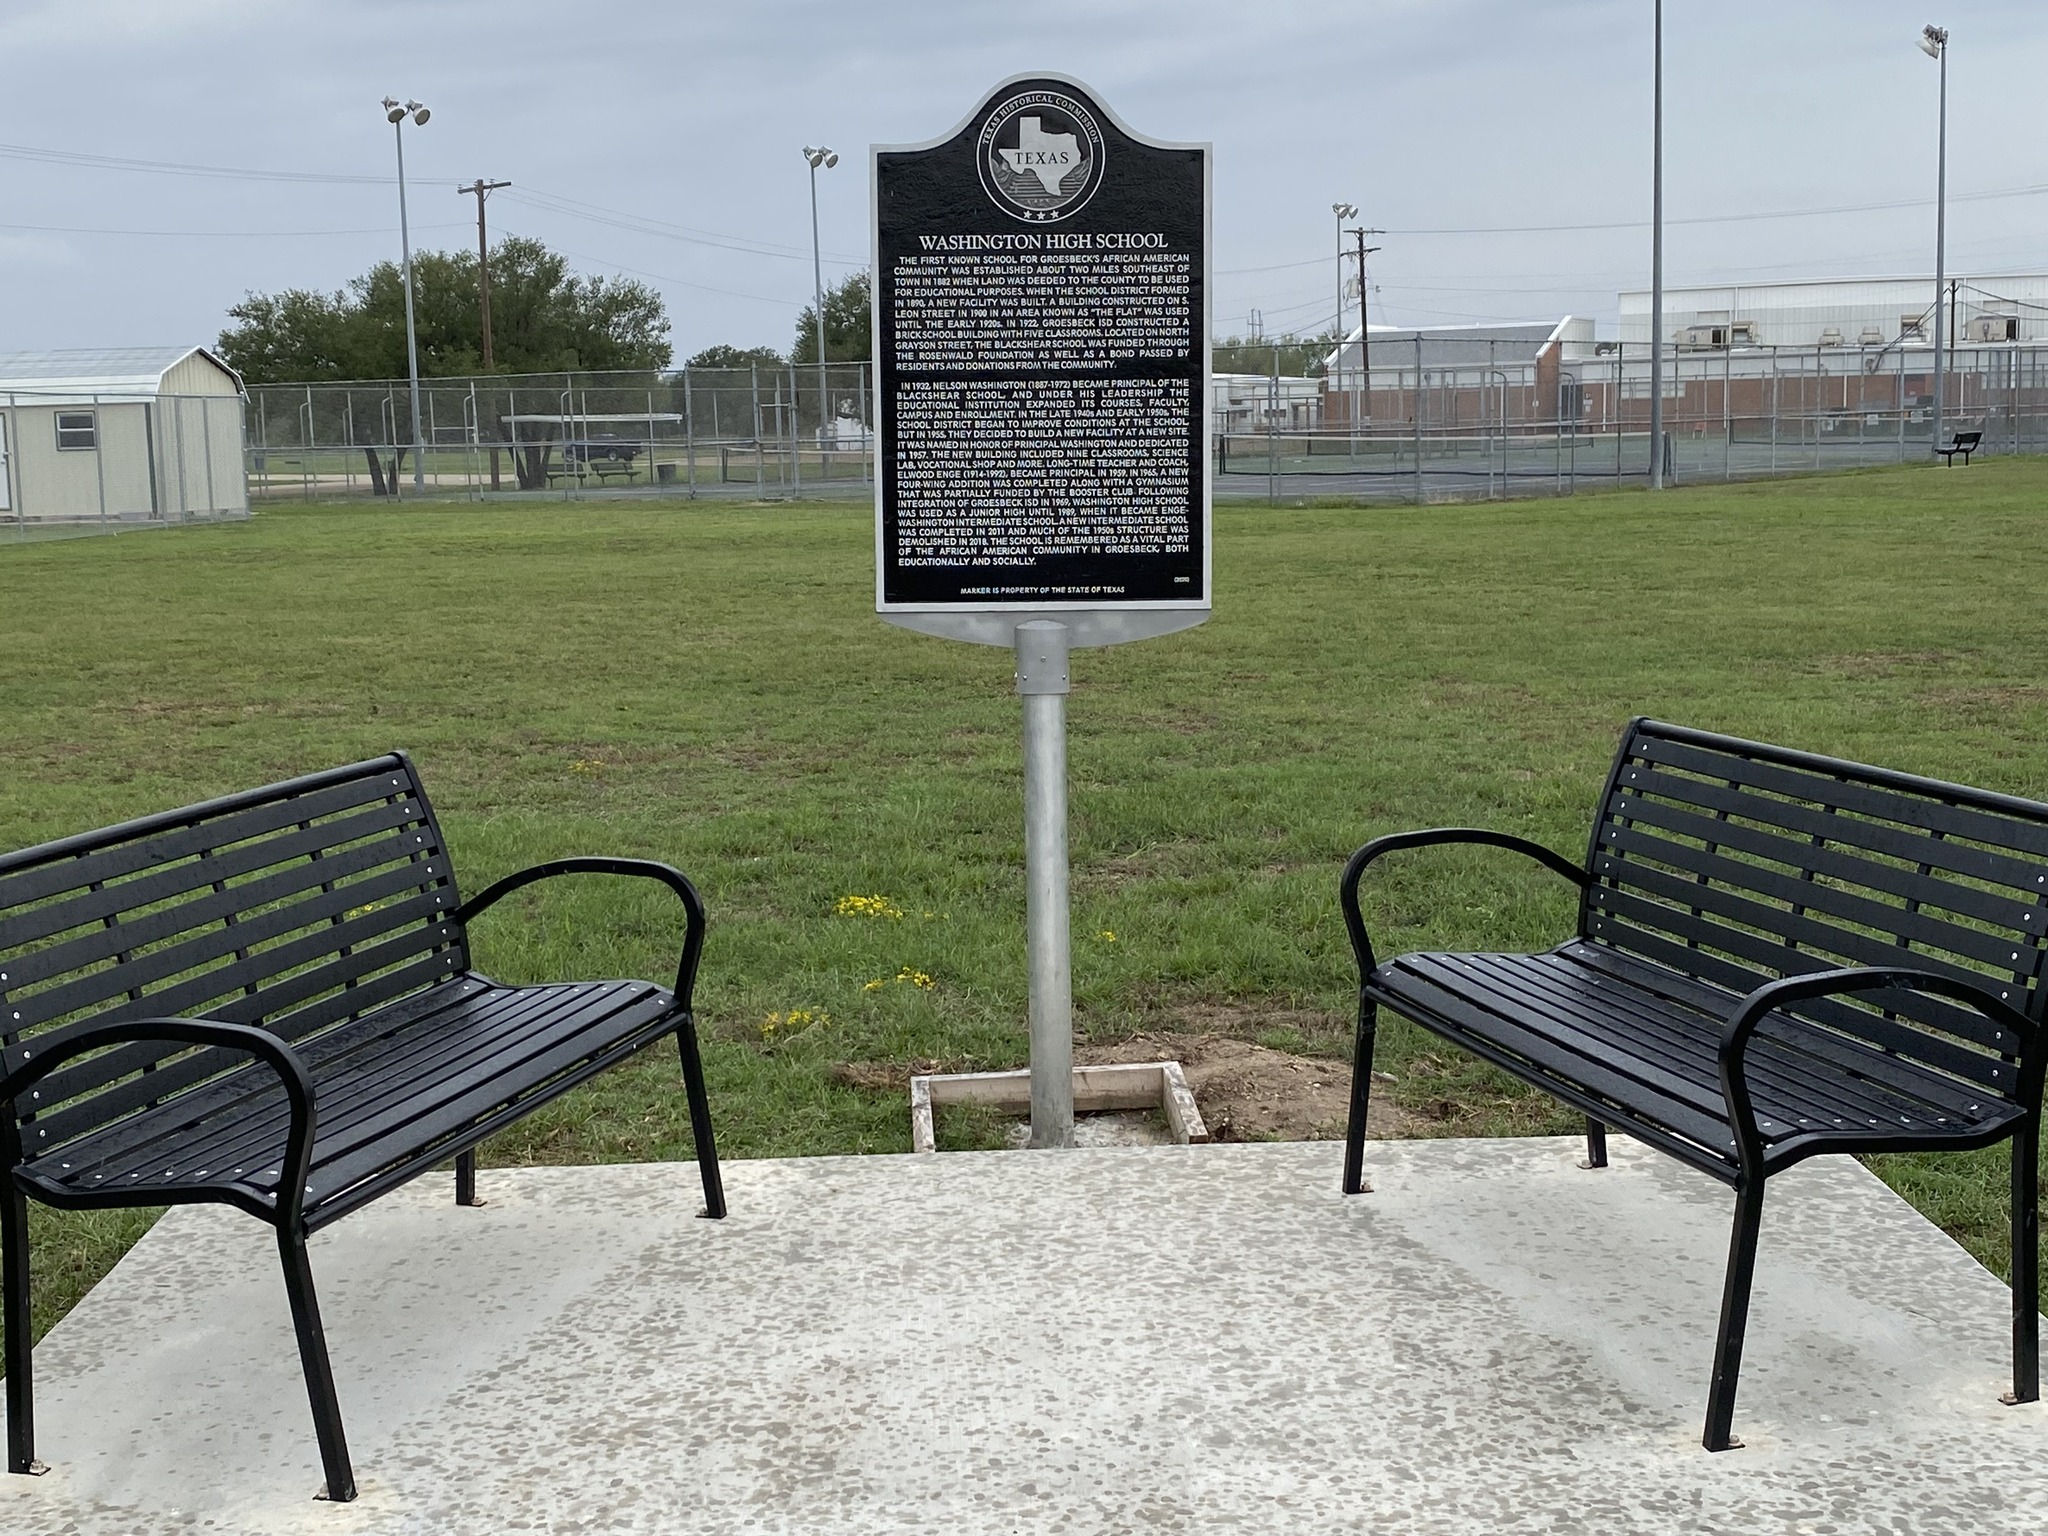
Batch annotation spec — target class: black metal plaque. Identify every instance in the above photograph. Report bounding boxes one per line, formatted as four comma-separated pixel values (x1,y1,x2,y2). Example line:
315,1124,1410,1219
873,75,1211,631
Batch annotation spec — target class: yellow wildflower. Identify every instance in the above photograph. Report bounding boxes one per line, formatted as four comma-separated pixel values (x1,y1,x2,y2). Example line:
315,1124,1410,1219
834,894,905,920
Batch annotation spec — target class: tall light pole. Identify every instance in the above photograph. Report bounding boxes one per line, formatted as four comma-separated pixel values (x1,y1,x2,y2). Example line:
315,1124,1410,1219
1331,201,1356,341
1648,0,1665,490
1919,24,1950,454
383,97,430,492
803,146,839,442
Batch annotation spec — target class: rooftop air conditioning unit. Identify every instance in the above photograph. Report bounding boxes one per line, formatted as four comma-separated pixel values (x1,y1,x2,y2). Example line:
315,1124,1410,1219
1900,315,1929,342
1967,314,2019,343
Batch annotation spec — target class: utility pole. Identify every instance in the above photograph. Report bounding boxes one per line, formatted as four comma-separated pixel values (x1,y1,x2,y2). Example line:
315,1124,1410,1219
458,179,512,368
1351,227,1383,429
460,178,511,491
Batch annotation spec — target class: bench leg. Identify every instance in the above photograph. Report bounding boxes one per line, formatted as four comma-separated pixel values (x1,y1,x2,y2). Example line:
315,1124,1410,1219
1581,1117,1609,1169
1342,1000,1379,1196
1702,1179,1766,1452
2,1180,40,1476
2005,1119,2039,1406
675,1015,726,1220
454,1150,481,1207
275,1229,356,1502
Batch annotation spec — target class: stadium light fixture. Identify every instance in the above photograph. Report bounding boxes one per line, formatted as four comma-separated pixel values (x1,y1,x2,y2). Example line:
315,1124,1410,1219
1919,25,1949,455
803,146,839,440
382,97,431,492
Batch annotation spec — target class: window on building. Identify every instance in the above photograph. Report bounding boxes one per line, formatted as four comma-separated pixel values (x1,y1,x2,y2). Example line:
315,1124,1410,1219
55,411,97,451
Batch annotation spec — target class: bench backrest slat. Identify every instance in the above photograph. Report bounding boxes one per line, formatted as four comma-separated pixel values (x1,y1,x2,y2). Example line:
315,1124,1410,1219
0,755,466,1156
1586,720,2048,1099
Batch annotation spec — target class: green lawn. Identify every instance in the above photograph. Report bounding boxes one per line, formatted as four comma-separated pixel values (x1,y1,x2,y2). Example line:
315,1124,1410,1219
2,457,2045,1350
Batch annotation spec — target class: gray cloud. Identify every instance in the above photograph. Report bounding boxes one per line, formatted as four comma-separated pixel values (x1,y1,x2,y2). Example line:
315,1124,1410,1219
0,0,2040,359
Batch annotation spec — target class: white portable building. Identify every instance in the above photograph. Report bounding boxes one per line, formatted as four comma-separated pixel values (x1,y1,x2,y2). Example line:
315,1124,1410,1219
0,346,248,525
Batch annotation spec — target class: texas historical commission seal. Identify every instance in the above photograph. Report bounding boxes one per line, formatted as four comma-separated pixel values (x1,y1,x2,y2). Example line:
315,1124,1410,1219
976,89,1106,222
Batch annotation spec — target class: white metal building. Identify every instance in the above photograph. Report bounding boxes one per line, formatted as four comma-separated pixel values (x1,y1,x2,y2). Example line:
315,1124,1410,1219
0,347,248,525
1618,275,2048,350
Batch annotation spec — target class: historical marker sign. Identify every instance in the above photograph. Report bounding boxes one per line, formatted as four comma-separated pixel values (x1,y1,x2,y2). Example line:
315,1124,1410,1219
873,74,1211,647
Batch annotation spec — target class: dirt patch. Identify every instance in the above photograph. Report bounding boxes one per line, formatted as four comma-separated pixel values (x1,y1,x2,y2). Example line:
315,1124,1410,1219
1077,1031,1411,1142
833,1033,1414,1143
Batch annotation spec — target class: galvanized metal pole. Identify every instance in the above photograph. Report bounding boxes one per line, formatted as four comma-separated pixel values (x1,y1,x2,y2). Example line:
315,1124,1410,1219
1015,620,1074,1149
810,158,829,448
1649,0,1665,490
1930,33,1949,455
394,119,426,492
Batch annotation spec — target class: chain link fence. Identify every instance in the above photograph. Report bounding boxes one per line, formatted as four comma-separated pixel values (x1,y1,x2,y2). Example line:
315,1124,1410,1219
1219,338,2048,502
243,342,2048,506
244,365,874,502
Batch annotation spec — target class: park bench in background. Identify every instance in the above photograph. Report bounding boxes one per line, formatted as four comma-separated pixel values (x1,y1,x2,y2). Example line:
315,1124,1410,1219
1939,429,1983,465
0,755,725,1501
1341,718,2044,1451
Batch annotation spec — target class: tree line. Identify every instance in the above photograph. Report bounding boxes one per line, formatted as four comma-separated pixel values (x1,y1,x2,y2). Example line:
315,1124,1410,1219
218,240,873,385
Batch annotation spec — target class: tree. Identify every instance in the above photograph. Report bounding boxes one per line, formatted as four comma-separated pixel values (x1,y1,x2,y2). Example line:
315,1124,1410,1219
217,236,671,384
1213,330,1337,378
685,344,785,371
792,271,871,366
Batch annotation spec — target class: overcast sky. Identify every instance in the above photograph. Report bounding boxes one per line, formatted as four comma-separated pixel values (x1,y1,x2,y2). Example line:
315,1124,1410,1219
2,0,2043,363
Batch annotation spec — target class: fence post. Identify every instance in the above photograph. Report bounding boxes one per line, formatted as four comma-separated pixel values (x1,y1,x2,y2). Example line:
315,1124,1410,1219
789,362,802,496
751,363,764,496
1413,336,1424,506
684,368,697,499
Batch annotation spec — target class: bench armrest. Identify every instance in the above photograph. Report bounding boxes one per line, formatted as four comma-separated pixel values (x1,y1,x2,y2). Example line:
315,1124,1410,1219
1340,829,1588,978
0,1018,318,1222
452,856,708,1006
1718,966,2041,1169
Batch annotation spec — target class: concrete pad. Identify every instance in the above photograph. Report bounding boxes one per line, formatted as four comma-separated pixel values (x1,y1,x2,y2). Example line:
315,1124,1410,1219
2,1137,2043,1534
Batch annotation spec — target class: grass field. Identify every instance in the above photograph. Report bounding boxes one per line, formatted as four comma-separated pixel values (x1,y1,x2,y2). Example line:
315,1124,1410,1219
3,457,2046,1350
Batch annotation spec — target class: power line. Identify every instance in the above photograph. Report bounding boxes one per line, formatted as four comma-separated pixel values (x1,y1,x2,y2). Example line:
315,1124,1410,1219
1214,179,2048,273
0,141,387,184
0,219,466,238
502,187,866,266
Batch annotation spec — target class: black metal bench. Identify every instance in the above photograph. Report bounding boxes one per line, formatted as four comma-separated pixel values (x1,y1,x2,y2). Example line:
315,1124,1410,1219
1341,718,2043,1451
1939,429,1983,465
0,754,725,1501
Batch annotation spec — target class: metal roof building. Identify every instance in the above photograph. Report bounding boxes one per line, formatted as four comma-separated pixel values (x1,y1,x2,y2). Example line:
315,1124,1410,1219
0,346,247,526
1618,275,2048,350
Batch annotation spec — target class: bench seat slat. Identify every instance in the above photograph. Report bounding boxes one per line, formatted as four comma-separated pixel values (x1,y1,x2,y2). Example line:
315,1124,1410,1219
1408,953,1975,1134
1368,963,1742,1161
1554,941,2002,1121
1376,950,2018,1159
1447,953,1979,1131
143,984,591,1178
25,979,675,1210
